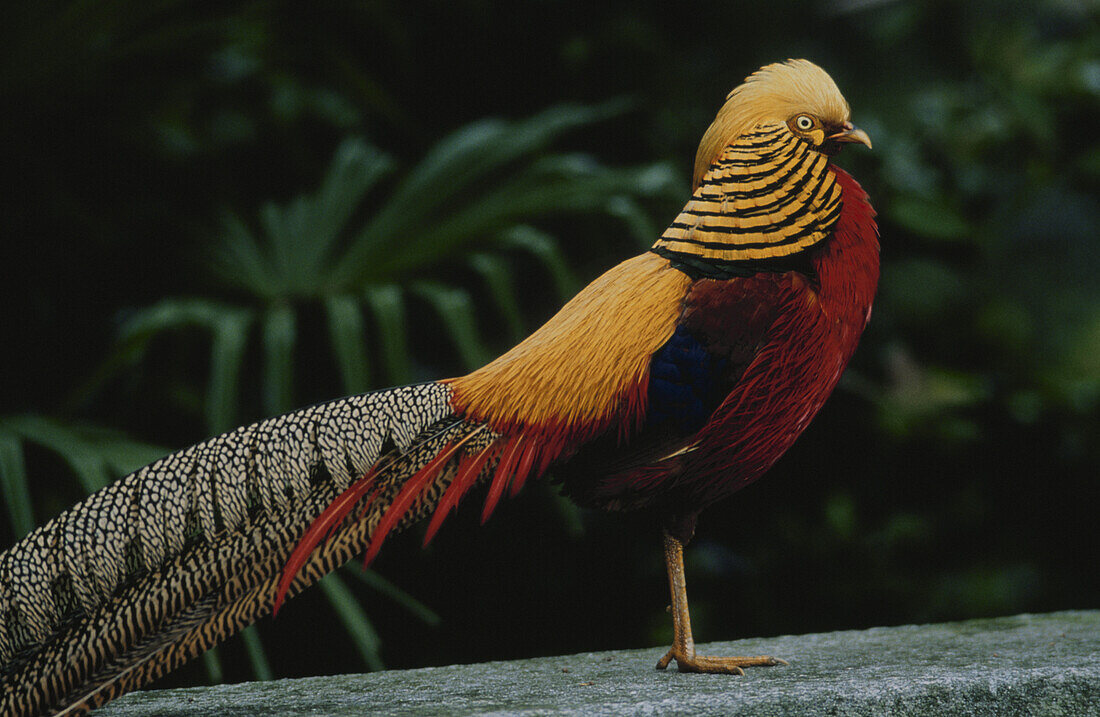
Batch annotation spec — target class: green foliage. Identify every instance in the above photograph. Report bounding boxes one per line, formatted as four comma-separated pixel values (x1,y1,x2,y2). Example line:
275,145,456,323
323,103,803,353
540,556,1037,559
101,116,675,424
852,0,1100,442
0,417,168,538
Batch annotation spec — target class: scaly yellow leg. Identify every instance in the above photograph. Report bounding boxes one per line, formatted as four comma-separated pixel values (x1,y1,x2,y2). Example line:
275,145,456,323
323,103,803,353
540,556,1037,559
655,530,788,674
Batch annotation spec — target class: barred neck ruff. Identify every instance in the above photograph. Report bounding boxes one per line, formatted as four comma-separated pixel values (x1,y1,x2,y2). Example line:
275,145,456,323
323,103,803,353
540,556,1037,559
652,123,841,278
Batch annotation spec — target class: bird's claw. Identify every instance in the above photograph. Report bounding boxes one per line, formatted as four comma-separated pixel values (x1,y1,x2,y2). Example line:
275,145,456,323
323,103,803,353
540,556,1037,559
655,648,786,675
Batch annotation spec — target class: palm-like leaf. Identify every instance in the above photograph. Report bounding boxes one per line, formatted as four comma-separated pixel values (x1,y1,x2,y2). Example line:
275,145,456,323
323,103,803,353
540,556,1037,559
0,416,168,539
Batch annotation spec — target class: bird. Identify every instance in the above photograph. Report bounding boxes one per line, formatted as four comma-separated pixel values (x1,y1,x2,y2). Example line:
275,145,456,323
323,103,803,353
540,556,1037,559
0,58,877,716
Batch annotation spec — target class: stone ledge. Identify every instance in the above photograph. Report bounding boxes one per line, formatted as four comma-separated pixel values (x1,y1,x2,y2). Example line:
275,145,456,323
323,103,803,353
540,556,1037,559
99,611,1099,716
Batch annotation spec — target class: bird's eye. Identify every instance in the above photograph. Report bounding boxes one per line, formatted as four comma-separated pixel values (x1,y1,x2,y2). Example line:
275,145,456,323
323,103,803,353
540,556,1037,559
795,115,815,131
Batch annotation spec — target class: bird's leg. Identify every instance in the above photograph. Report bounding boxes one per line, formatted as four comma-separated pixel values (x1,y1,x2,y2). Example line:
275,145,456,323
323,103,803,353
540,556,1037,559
655,530,788,674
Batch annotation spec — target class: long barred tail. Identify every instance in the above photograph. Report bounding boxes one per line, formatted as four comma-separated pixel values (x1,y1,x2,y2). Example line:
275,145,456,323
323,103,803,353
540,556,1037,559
0,383,488,716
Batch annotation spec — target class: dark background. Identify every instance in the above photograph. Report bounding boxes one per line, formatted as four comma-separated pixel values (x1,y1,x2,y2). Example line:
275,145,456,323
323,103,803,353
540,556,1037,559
2,0,1098,688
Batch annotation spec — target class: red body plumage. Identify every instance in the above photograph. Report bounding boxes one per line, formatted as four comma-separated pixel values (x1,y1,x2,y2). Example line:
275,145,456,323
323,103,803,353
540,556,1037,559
662,167,878,508
558,167,878,524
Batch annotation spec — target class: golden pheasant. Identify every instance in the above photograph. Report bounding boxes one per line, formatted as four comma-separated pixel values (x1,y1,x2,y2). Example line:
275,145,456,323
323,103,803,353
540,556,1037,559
0,59,877,715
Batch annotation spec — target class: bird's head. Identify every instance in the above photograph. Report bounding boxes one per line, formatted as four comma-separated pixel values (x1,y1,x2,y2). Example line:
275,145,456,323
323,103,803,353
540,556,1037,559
693,59,871,189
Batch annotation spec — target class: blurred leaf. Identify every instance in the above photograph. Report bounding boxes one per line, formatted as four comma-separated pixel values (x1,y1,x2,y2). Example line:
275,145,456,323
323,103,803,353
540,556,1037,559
881,259,966,325
975,299,1033,355
3,417,170,492
874,513,932,549
319,573,385,672
350,102,627,253
0,433,34,540
240,626,273,681
325,295,371,395
542,483,585,539
309,139,395,271
119,299,241,342
876,347,989,438
207,308,254,434
412,282,491,371
469,253,525,343
201,649,224,684
1077,145,1100,179
262,304,296,416
887,195,973,242
97,442,169,477
0,416,168,539
216,140,395,298
329,104,654,288
824,493,857,540
366,285,412,385
5,416,114,494
503,226,580,301
217,213,280,299
341,565,441,627
606,195,660,250
189,108,667,409
928,564,1041,618
1061,308,1100,385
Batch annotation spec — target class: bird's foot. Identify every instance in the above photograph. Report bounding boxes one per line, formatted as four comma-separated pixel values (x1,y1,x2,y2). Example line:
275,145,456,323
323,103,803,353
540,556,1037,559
655,648,787,675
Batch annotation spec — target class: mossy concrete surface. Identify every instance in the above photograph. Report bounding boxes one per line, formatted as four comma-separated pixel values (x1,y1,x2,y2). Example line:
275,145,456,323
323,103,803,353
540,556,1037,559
99,610,1099,716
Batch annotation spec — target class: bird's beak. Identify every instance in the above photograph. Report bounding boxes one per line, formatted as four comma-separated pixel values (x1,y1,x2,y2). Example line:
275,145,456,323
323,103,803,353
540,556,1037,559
829,122,872,150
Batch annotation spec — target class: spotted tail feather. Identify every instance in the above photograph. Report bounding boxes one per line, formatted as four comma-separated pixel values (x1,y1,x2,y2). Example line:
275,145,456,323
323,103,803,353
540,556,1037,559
0,383,468,716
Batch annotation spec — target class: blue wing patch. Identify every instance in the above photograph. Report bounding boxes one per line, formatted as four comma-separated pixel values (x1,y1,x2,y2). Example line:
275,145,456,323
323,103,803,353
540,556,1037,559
646,326,729,435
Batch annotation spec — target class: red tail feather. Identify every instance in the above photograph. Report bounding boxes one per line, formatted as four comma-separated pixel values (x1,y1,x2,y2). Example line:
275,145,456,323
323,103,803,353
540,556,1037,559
423,445,495,547
274,469,380,614
359,441,465,569
481,436,523,524
508,439,539,498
